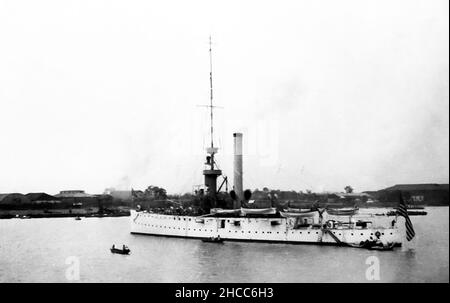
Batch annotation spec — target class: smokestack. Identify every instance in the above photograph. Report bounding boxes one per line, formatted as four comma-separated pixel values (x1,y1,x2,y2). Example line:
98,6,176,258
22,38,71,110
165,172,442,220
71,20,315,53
233,133,243,209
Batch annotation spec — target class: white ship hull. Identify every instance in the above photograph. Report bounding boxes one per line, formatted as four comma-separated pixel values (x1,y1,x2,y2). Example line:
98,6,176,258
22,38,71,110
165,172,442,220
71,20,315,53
130,210,402,246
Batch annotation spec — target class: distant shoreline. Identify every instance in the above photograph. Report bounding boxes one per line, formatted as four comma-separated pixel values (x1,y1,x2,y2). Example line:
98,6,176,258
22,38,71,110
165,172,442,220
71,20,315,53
0,213,130,219
0,208,130,220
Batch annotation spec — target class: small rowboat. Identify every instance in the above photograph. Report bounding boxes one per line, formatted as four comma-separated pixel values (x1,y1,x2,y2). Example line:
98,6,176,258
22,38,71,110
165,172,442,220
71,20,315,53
110,246,130,254
368,243,395,251
201,237,224,243
348,241,395,251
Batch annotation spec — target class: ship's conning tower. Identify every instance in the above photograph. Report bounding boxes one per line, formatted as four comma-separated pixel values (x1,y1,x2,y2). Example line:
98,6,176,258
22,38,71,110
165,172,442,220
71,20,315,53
203,147,222,197
233,133,243,208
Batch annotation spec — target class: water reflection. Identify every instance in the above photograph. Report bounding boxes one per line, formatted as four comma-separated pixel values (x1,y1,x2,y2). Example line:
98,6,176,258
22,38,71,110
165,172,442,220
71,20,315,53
0,207,448,283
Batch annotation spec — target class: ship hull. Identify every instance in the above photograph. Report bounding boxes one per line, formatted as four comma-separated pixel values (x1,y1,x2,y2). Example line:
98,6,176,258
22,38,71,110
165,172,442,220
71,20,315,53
130,210,402,246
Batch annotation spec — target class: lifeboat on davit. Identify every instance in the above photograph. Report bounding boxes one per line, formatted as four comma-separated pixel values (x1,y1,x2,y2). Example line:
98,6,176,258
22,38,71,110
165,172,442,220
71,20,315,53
326,207,359,216
240,207,277,215
279,210,317,218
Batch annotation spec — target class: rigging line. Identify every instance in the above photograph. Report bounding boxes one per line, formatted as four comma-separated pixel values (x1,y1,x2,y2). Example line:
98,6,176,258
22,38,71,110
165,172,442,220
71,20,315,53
214,158,222,171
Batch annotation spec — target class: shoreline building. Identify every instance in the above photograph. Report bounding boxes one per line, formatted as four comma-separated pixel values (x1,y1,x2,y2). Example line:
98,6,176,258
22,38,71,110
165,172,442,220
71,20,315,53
370,184,449,205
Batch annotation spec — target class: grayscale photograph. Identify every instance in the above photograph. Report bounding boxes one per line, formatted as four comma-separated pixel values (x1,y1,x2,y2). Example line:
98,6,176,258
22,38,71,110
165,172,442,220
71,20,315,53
0,0,448,285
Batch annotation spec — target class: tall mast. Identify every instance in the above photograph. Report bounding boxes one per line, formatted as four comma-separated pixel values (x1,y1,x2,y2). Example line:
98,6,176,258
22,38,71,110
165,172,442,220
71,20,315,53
198,36,221,171
202,36,222,199
209,36,214,150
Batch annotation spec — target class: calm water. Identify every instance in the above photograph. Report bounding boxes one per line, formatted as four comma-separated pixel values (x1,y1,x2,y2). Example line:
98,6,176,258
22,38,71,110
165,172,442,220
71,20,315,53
0,207,448,283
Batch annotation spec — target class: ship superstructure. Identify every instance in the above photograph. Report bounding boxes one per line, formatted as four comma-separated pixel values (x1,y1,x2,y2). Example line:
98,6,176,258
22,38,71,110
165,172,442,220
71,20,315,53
130,38,403,248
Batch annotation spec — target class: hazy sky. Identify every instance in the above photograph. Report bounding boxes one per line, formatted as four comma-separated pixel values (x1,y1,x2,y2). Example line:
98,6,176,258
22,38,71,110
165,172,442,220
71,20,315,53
0,0,448,195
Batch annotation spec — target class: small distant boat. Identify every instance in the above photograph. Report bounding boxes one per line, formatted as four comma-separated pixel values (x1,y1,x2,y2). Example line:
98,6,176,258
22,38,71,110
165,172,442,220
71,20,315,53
201,236,224,243
348,241,395,251
75,216,81,220
387,209,427,216
368,243,395,251
110,245,130,254
406,210,427,216
407,206,425,210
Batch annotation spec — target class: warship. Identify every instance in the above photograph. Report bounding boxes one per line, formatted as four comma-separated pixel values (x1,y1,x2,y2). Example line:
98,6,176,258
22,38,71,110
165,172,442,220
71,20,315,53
130,39,403,249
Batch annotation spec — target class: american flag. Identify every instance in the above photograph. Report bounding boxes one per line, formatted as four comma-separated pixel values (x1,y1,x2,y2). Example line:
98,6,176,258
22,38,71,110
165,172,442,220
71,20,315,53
396,191,416,241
